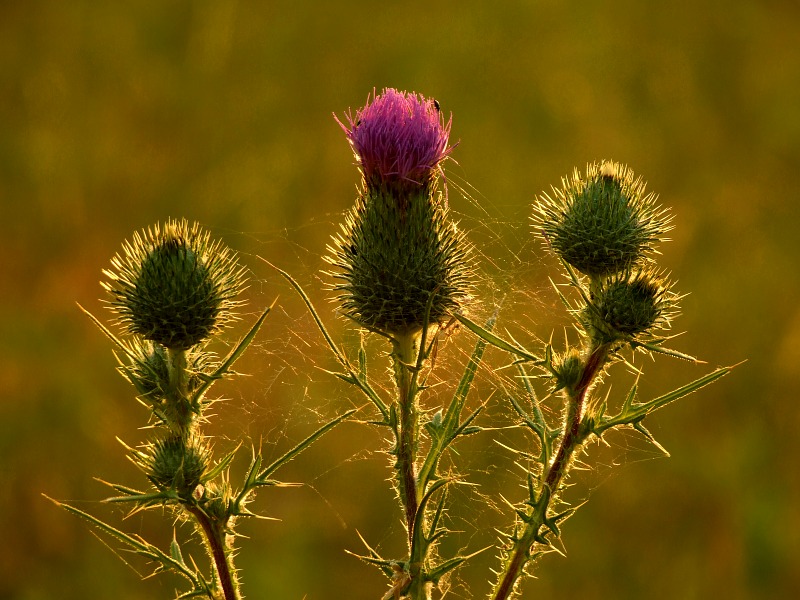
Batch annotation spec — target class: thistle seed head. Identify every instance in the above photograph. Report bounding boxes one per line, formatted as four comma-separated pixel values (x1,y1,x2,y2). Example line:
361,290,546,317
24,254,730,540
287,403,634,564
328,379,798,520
534,161,672,278
103,219,247,350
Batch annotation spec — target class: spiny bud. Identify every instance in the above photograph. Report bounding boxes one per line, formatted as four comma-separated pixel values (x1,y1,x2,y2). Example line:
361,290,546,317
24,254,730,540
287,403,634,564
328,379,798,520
551,347,584,392
137,434,212,497
581,269,679,346
328,89,472,337
120,340,170,404
533,161,672,278
119,339,216,409
103,219,247,350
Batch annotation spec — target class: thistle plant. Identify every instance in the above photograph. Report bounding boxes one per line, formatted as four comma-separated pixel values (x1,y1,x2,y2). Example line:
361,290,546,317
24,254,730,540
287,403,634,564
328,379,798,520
329,89,476,598
267,90,731,600
52,219,350,600
269,88,486,600
457,161,731,600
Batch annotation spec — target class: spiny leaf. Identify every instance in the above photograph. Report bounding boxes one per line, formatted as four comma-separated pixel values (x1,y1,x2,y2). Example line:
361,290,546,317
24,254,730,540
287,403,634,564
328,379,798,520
417,311,495,491
258,410,355,481
77,303,139,361
170,533,187,568
193,302,274,402
346,530,395,579
596,365,733,434
426,486,448,543
264,258,392,420
426,546,492,584
103,490,180,505
202,444,240,483
454,313,540,363
45,496,204,588
410,478,450,563
632,420,670,456
631,339,701,363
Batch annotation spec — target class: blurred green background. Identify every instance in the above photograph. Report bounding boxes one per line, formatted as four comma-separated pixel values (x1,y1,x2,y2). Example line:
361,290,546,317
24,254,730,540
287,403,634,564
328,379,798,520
2,0,798,598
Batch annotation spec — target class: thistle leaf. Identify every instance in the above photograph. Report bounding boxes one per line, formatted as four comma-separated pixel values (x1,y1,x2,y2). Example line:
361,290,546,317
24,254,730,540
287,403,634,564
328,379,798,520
454,313,540,363
426,546,492,584
257,410,354,481
45,496,206,590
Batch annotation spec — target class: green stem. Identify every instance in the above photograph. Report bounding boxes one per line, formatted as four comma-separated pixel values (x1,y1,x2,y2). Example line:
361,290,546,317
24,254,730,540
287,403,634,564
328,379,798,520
407,573,432,600
544,343,608,490
166,348,196,436
491,343,609,600
392,332,422,552
187,506,241,600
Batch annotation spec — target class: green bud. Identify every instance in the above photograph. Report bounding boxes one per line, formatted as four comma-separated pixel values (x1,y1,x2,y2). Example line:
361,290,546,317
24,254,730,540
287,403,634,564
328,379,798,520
327,186,472,337
552,347,584,392
138,434,212,497
119,339,217,417
201,482,231,523
122,339,170,403
103,219,247,350
534,161,671,278
581,269,678,346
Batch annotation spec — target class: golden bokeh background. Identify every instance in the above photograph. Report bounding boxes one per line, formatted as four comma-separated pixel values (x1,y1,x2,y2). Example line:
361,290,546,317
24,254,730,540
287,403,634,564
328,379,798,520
2,1,798,598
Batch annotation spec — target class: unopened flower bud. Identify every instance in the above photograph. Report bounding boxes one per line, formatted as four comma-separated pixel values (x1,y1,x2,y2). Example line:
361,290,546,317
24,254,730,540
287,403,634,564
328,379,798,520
140,434,212,497
534,161,672,278
103,219,247,350
552,347,584,392
581,269,678,346
120,340,216,411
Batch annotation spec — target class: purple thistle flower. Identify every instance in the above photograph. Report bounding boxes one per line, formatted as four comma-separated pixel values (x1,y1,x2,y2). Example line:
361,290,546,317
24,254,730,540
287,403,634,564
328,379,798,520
335,88,454,191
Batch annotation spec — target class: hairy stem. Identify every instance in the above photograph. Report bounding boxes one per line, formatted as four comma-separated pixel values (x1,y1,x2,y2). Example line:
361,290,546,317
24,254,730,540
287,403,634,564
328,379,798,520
492,343,609,600
166,348,196,436
544,343,608,490
392,333,422,551
187,506,240,600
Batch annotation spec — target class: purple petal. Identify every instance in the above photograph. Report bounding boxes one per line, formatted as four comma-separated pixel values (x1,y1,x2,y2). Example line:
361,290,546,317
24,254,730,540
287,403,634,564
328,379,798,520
335,88,454,188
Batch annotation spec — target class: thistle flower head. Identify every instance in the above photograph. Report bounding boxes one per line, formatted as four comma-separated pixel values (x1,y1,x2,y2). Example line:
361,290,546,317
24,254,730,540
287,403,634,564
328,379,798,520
328,90,471,338
335,88,454,193
581,268,679,346
534,161,672,278
103,219,247,350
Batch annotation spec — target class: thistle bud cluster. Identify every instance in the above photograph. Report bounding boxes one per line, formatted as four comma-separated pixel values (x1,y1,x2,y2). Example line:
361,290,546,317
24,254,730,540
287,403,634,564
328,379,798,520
534,161,677,348
102,219,247,494
60,214,356,600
